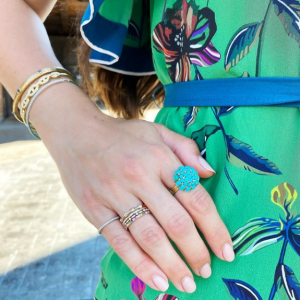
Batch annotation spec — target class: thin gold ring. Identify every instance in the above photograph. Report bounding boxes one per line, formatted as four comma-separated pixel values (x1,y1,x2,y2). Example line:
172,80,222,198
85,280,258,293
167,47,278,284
169,185,179,196
120,203,151,231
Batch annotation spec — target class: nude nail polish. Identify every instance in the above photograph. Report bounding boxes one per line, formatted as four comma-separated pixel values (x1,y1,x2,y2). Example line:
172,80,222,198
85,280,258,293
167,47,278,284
181,276,196,293
223,243,235,262
152,275,169,292
198,156,216,174
200,263,212,278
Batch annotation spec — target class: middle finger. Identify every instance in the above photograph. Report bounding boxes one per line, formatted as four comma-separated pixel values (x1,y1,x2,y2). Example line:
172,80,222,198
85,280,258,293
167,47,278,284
134,174,213,279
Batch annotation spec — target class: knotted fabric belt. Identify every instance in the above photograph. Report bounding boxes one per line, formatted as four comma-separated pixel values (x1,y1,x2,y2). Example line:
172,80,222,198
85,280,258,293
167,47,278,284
162,77,300,107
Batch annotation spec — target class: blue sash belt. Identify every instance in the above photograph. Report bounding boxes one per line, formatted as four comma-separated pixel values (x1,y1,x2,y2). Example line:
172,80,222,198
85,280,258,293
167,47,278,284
162,77,300,107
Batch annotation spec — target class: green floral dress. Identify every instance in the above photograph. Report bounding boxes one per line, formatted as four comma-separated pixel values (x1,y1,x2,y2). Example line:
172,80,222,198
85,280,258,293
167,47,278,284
81,0,300,299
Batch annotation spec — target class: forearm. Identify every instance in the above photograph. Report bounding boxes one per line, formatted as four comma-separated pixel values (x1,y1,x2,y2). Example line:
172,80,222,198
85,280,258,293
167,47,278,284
0,0,109,135
23,0,57,22
0,0,62,96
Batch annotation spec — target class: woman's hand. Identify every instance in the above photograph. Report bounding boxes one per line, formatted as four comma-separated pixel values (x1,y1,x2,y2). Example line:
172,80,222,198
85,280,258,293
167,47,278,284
30,82,235,294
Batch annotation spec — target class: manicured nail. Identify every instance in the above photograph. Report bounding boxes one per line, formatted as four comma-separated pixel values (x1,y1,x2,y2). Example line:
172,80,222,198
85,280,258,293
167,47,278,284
181,276,196,293
152,275,169,292
198,156,216,174
223,243,235,262
200,263,212,278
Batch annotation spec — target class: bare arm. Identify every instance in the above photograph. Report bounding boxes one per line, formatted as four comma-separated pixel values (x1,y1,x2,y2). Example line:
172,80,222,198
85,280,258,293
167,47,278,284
0,0,61,96
23,0,57,21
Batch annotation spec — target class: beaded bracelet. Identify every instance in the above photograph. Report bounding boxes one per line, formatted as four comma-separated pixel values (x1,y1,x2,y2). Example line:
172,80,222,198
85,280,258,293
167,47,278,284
25,77,78,139
19,72,73,123
12,67,75,122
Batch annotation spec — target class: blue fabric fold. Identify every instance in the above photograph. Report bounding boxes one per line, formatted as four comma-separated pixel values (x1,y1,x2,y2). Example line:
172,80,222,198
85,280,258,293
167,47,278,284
80,0,156,76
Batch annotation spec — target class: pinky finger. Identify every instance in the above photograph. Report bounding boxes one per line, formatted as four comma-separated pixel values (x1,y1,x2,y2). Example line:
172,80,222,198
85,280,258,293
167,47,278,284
99,212,170,292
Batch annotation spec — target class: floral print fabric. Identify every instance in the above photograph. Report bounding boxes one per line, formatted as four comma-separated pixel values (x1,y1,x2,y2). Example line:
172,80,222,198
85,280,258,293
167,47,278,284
92,0,300,299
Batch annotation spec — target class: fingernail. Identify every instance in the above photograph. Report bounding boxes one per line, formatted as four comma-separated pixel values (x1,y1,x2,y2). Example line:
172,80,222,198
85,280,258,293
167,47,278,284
200,263,212,278
152,275,169,292
181,276,196,293
198,156,216,174
223,243,235,262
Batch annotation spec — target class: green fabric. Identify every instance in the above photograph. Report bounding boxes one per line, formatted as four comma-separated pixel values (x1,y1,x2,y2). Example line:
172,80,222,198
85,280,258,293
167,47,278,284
95,106,300,299
93,0,300,299
98,0,133,25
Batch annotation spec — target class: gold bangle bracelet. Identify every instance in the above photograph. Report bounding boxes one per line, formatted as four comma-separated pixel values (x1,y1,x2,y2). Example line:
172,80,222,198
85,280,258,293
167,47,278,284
25,78,77,139
19,72,74,123
12,67,75,122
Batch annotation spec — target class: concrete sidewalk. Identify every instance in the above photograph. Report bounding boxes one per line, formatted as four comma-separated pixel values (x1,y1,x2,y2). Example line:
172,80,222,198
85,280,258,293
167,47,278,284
0,140,109,299
0,108,159,299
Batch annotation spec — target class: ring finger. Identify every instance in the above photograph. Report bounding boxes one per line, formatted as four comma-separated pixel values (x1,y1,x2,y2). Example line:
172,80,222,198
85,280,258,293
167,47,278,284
110,193,197,293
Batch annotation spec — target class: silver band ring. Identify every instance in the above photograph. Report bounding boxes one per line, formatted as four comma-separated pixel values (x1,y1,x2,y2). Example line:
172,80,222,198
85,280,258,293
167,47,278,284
98,216,121,235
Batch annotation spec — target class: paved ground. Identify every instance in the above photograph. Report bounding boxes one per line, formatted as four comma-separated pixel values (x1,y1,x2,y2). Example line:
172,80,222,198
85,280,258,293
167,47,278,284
0,108,159,300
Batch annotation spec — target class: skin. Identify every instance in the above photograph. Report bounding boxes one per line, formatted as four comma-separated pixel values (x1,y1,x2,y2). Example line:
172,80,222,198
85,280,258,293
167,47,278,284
0,0,235,293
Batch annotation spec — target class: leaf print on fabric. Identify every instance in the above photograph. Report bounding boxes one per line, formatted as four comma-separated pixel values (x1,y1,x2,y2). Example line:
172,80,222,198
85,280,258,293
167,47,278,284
215,106,237,117
152,0,220,82
183,106,200,131
131,276,146,300
272,182,298,219
225,22,263,71
241,71,251,77
191,124,220,157
130,276,180,300
101,271,108,289
226,135,282,175
288,216,300,256
200,107,283,195
223,183,300,300
274,263,300,300
273,0,300,46
222,278,263,300
231,217,284,255
155,294,179,299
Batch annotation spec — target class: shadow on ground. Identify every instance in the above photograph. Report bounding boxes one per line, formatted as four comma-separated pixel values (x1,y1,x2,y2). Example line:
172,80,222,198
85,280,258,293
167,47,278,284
0,236,109,300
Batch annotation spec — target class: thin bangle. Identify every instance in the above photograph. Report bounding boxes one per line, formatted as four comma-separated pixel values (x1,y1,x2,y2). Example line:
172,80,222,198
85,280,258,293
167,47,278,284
13,67,75,122
20,72,73,123
25,78,77,139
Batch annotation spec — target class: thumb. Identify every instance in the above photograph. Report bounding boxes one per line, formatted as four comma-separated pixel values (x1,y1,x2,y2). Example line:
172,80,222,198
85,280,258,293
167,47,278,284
153,123,216,179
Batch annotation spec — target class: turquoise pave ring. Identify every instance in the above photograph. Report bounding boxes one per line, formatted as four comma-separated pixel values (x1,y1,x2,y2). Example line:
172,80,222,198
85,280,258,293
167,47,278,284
169,166,200,195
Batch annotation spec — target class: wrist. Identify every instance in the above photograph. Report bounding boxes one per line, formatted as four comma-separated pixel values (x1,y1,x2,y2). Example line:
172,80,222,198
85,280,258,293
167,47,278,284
29,81,113,140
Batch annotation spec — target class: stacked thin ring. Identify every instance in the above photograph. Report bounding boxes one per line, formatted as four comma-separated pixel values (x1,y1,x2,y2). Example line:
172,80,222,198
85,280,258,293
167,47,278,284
98,203,152,235
120,203,151,231
97,165,199,235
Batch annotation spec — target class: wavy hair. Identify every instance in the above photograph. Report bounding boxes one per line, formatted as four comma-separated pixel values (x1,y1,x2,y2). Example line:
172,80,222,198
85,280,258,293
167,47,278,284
75,1,164,119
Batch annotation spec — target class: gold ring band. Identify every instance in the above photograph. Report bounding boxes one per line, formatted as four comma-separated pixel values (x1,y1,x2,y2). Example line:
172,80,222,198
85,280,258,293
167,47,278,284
120,203,151,231
169,185,179,196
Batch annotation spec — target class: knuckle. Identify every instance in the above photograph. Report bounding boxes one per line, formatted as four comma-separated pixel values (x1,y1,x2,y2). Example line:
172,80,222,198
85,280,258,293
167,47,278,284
167,213,194,237
167,261,188,278
134,257,153,275
189,256,207,267
139,226,165,248
190,189,212,216
101,176,119,194
81,188,102,210
210,225,229,242
148,144,170,161
182,137,198,149
120,154,144,179
111,234,133,255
